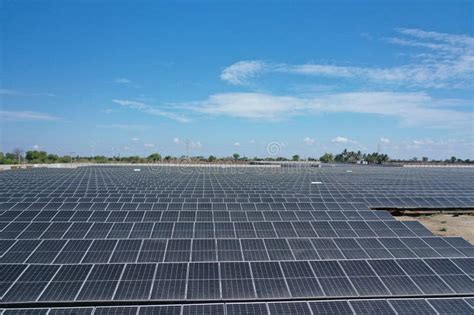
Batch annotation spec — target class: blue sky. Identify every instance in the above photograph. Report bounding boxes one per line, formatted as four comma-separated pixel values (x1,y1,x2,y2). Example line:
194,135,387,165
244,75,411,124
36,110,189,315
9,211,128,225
1,1,473,159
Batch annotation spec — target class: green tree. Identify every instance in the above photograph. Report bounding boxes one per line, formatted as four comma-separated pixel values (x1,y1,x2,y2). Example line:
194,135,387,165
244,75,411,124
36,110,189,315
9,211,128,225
334,149,348,162
208,155,217,162
59,155,72,163
422,156,429,162
148,153,162,162
2,153,18,164
26,150,48,163
93,155,108,163
47,154,59,162
319,153,334,163
292,154,300,161
233,153,240,160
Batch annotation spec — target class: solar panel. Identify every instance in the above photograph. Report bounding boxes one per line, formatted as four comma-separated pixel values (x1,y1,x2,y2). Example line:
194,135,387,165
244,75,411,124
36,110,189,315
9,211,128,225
350,300,396,314
427,298,473,314
0,166,473,312
388,299,436,314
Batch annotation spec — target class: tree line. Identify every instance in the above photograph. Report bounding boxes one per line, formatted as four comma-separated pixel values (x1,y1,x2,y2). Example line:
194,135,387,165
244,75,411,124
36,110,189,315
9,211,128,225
0,149,471,165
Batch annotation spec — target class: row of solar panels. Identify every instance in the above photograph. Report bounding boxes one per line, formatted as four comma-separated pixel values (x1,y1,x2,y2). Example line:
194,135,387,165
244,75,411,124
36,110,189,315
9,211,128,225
2,220,439,241
1,192,473,200
2,236,473,264
1,297,473,315
1,197,472,209
2,183,471,192
2,188,472,196
0,210,396,224
2,183,472,191
1,167,472,310
1,202,377,211
1,198,471,210
1,258,473,303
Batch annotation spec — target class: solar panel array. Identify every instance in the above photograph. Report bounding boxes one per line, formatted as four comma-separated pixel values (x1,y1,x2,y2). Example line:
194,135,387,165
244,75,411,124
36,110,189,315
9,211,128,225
1,166,473,314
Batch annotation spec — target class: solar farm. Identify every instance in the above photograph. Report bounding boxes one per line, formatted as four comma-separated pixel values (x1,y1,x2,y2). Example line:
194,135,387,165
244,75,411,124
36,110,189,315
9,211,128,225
0,165,473,314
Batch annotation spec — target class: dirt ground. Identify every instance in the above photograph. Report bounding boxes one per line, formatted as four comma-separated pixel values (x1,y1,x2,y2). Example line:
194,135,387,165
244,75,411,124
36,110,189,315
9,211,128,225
397,214,474,244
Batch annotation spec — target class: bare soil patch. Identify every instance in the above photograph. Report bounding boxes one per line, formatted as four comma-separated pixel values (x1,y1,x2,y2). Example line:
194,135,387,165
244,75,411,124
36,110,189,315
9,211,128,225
397,214,474,244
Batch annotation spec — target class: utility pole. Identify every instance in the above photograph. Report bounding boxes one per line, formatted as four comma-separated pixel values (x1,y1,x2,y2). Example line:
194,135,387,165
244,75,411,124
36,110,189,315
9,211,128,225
90,141,96,159
186,139,190,160
70,152,76,163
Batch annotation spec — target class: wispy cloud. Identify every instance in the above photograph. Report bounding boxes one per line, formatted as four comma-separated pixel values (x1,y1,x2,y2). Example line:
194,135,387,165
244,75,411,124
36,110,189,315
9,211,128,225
0,110,60,121
0,89,56,97
187,93,308,120
185,91,472,129
405,138,473,155
144,143,155,148
191,141,202,149
221,28,474,89
0,89,22,96
331,136,354,144
303,137,316,146
220,60,266,85
114,78,132,84
379,137,391,144
171,137,202,149
112,99,189,123
96,124,150,130
412,139,435,146
102,109,115,114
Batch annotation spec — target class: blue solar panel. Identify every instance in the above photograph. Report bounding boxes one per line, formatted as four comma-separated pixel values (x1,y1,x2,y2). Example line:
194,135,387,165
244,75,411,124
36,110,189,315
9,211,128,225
0,166,473,312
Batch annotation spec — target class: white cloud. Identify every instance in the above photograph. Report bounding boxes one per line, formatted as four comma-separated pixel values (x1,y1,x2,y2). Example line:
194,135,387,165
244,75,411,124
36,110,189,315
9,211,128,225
331,136,352,143
220,60,266,85
398,137,473,159
112,99,189,123
185,91,472,129
0,110,60,121
187,92,308,120
283,64,356,78
114,78,131,84
412,139,435,146
380,137,391,144
190,141,202,149
131,137,140,142
303,137,315,145
221,28,474,89
172,137,201,149
234,142,241,147
33,144,40,150
0,89,22,96
249,139,256,144
144,143,155,148
0,89,55,97
396,28,474,47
